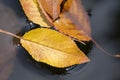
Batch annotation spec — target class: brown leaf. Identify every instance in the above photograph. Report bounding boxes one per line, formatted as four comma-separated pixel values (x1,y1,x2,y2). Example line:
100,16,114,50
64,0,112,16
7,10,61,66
62,0,91,35
54,14,90,41
20,0,91,42
37,0,63,20
53,0,91,41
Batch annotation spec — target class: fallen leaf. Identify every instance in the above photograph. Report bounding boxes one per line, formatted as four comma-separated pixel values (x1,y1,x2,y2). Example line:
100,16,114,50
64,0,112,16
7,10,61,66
19,0,51,27
20,0,91,42
37,0,63,20
54,0,91,42
20,28,89,68
64,0,91,35
54,14,90,41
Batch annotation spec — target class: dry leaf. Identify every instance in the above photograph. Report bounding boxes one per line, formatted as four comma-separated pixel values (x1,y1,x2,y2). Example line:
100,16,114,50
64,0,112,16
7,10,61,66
54,14,90,41
20,0,91,42
54,0,91,42
20,28,89,68
37,0,63,20
19,0,51,27
63,0,91,35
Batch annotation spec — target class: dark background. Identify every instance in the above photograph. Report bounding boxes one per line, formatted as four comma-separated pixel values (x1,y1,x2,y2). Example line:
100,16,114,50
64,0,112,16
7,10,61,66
0,0,120,80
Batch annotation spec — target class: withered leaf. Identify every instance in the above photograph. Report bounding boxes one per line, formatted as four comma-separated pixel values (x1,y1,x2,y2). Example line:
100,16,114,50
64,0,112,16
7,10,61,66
20,0,91,42
20,28,89,68
19,0,51,27
61,0,91,35
53,0,91,42
54,14,91,41
37,0,63,20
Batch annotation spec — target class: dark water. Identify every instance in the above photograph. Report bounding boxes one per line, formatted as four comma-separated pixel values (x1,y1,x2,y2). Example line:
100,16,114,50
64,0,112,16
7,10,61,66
0,0,120,80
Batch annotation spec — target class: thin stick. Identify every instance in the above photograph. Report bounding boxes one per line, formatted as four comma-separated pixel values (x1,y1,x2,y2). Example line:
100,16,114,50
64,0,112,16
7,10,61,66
91,38,120,58
0,29,21,39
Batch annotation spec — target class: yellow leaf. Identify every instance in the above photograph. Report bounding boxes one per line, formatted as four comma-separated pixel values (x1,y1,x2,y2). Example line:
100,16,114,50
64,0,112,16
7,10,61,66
20,28,89,68
19,0,51,27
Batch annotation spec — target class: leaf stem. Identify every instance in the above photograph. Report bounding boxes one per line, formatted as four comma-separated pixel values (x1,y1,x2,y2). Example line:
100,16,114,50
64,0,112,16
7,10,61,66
0,29,21,39
91,38,120,58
